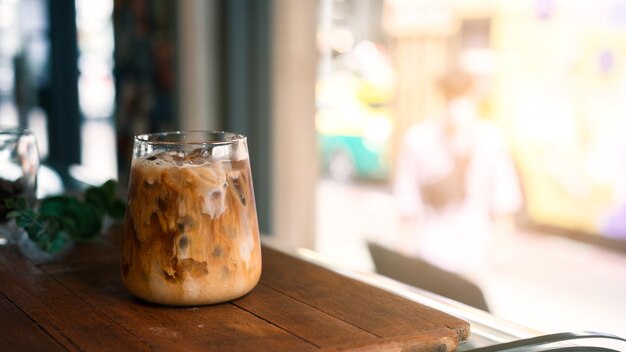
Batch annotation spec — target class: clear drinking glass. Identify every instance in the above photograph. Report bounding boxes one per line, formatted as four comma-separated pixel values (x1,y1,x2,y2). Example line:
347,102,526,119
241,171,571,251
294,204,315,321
121,131,262,305
0,127,39,245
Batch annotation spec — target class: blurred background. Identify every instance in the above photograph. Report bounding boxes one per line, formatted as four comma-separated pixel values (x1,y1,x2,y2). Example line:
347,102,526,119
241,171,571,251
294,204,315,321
1,0,625,338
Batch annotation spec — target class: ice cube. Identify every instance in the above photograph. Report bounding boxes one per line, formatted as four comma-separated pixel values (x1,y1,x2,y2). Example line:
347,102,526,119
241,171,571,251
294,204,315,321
184,148,211,165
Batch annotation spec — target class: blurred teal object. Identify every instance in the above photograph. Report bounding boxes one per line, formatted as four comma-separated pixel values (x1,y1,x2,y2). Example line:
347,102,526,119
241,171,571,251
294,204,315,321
319,134,388,181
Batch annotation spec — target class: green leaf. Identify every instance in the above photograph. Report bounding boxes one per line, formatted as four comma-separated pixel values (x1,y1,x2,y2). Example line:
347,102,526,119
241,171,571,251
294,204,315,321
4,198,16,209
86,180,123,219
10,179,125,253
38,197,102,239
68,203,102,240
59,216,77,235
39,196,74,217
107,199,126,219
35,230,70,253
27,227,43,243
46,231,71,253
16,214,33,228
85,194,107,216
34,224,48,242
5,197,28,211
6,210,21,218
100,180,118,196
85,187,107,215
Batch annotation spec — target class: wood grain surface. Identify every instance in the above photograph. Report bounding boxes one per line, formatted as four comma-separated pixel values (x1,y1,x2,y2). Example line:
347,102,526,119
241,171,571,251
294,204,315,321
0,226,469,351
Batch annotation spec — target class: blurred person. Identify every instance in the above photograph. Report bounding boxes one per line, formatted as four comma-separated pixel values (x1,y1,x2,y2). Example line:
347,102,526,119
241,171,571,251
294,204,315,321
393,68,522,275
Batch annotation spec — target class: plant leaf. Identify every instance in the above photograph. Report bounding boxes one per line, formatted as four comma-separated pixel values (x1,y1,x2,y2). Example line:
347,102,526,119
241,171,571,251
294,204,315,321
69,203,102,240
107,199,126,219
16,213,33,228
37,230,70,253
100,180,117,196
16,197,26,210
4,198,16,209
6,210,21,218
39,196,72,217
85,187,107,215
11,179,125,253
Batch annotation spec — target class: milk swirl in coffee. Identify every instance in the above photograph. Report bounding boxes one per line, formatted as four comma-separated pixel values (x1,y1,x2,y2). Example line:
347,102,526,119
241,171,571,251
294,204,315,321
121,134,261,305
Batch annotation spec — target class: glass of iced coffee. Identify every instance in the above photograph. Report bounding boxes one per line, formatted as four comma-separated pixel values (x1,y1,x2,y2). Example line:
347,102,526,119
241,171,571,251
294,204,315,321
121,131,262,305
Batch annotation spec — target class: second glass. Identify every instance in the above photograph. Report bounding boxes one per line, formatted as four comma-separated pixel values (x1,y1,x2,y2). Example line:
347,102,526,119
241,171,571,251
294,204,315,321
121,131,262,305
0,127,39,246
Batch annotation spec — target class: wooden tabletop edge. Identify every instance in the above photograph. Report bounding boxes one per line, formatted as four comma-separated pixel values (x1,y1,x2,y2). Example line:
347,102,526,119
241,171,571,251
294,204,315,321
318,327,459,352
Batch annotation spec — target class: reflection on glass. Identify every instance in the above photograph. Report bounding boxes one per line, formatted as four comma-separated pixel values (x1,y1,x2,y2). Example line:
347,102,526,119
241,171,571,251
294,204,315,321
0,127,39,245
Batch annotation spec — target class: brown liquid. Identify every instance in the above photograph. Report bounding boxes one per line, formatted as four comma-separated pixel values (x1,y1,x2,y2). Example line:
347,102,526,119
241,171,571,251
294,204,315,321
121,153,261,305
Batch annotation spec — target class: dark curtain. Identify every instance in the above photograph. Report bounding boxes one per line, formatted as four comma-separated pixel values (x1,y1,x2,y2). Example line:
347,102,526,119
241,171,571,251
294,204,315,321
112,0,178,185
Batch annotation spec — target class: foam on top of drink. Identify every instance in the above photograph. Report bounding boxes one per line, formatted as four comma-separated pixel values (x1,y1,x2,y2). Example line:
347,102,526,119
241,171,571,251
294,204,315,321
132,150,245,219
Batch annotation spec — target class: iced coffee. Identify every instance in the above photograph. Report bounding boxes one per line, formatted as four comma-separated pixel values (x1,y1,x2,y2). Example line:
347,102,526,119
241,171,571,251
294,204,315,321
121,132,262,305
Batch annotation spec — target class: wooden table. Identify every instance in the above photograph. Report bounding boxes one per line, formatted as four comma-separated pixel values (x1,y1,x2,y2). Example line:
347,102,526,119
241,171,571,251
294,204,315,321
0,225,469,351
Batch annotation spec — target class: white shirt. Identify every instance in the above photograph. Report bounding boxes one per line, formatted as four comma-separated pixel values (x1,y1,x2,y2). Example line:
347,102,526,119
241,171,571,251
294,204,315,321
394,117,522,273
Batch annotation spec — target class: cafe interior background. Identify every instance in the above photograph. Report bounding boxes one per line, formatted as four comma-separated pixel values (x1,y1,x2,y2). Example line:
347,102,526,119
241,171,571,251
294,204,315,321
1,0,625,338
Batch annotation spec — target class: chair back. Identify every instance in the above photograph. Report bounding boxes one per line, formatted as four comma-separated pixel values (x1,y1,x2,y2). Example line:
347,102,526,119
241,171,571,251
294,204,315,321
368,241,490,311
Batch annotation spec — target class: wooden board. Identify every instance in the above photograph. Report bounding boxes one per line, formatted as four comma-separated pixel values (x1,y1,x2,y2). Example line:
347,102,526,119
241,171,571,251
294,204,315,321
0,226,469,351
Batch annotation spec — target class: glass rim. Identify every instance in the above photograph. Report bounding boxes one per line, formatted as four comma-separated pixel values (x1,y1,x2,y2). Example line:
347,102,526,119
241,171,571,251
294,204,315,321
135,131,246,146
0,126,33,136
